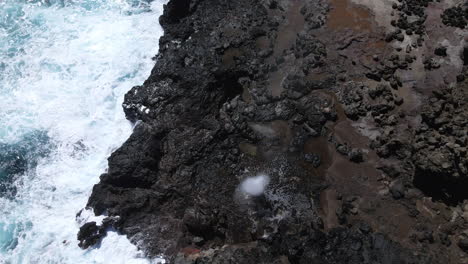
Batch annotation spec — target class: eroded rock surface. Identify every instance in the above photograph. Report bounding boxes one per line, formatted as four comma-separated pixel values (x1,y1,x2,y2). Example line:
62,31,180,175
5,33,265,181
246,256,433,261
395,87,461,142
80,0,468,263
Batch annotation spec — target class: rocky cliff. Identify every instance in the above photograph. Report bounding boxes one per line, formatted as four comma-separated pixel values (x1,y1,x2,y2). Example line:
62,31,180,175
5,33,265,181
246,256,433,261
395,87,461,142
79,0,468,263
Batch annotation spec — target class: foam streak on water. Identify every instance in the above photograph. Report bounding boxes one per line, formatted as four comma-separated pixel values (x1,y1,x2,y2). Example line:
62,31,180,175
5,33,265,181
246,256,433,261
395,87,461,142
0,0,165,263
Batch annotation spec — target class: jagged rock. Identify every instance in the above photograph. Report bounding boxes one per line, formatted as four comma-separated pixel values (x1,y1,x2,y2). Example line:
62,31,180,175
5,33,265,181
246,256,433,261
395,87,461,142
336,144,350,156
458,238,468,252
441,5,468,29
348,148,364,163
434,46,447,57
390,181,405,199
304,153,321,168
77,222,106,249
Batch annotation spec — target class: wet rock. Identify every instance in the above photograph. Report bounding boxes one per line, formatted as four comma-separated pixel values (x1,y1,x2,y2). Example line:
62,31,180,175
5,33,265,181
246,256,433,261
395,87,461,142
338,82,366,120
394,96,404,106
368,84,389,99
458,238,468,252
304,153,321,168
416,229,434,244
366,71,382,81
390,181,405,199
336,144,349,156
395,33,405,42
77,222,106,249
348,148,363,163
359,223,372,234
439,233,451,247
379,165,401,178
412,84,468,205
192,236,204,246
424,57,441,70
441,5,468,29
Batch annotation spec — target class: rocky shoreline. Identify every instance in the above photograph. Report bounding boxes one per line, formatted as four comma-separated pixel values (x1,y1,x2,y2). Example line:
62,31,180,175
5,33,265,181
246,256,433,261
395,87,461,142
79,0,467,263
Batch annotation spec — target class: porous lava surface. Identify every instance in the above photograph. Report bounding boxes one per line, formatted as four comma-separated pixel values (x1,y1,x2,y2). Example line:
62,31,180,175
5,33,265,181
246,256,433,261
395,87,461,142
79,0,468,263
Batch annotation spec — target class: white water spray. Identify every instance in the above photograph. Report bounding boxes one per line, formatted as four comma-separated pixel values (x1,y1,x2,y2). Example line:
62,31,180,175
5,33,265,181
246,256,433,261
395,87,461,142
240,174,270,196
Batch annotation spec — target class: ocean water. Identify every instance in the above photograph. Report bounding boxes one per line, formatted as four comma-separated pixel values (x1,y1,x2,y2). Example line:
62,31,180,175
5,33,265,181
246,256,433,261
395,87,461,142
0,0,165,263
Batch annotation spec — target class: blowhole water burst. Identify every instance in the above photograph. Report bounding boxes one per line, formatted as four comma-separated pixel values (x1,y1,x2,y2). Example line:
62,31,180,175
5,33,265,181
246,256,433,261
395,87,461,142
240,174,271,196
0,0,167,263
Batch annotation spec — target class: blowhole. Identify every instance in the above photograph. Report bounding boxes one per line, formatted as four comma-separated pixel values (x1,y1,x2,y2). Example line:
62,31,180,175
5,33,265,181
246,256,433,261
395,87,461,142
240,174,270,196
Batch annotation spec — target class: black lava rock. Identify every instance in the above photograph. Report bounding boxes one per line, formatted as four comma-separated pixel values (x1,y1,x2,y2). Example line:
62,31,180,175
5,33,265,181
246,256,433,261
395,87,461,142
434,46,447,57
304,153,321,168
77,222,106,249
390,181,405,199
349,148,364,163
458,238,468,252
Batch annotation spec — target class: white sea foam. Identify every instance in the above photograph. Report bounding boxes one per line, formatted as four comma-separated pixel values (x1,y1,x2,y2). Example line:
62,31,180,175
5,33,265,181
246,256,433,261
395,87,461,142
0,0,167,263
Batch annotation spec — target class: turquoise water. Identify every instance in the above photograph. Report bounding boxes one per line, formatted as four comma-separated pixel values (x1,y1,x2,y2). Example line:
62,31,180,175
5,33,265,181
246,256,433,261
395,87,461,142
0,0,165,263
0,131,50,197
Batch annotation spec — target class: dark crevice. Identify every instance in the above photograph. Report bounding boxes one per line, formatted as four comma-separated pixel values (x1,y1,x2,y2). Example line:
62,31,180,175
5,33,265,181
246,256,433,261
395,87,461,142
413,168,468,206
463,46,468,65
100,173,153,189
213,71,247,102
